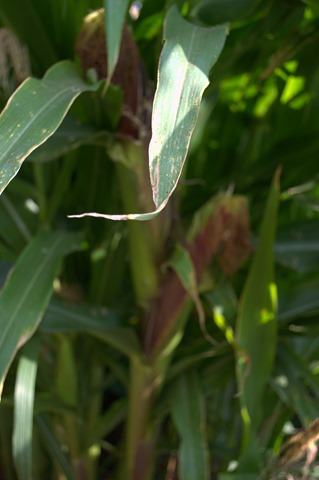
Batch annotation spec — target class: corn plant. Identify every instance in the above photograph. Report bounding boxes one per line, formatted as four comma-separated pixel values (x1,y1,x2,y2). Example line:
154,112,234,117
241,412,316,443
0,1,319,479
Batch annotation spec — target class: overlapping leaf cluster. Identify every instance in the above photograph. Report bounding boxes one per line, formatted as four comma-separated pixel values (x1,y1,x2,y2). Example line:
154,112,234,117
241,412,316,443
0,1,319,479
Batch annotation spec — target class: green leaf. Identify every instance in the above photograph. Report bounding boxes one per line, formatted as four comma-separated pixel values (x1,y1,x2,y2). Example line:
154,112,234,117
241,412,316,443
104,0,130,81
171,371,209,480
0,230,83,397
35,415,75,480
0,61,100,195
27,116,102,163
92,328,142,359
41,299,121,332
12,336,40,480
275,220,319,273
85,398,126,449
278,279,319,321
149,7,226,209
236,170,280,454
70,6,227,221
166,244,213,344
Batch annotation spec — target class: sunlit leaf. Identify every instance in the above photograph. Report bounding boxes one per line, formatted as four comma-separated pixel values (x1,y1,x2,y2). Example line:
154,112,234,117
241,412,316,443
13,336,40,480
70,6,227,221
0,61,100,195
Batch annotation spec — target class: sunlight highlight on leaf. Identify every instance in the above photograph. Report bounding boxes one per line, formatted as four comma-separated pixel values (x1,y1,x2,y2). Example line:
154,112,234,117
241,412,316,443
69,6,227,221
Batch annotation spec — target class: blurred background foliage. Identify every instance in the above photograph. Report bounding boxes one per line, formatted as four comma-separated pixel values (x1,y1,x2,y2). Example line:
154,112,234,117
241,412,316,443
0,0,319,479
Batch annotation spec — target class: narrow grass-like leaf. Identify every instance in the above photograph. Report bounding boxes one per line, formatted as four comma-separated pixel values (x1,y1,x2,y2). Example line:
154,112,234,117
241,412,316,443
0,61,100,195
275,220,319,272
0,230,83,397
278,279,319,321
40,299,141,358
41,299,121,332
171,371,209,480
70,6,227,221
35,415,75,480
13,336,40,480
104,0,129,82
236,170,280,449
85,398,126,448
92,329,141,359
166,244,213,344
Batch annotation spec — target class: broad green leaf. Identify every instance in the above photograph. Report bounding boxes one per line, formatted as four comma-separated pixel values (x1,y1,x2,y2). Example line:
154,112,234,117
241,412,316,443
104,0,130,81
0,61,100,195
0,230,83,397
149,7,226,209
13,336,40,480
171,371,209,480
70,6,227,221
236,170,280,453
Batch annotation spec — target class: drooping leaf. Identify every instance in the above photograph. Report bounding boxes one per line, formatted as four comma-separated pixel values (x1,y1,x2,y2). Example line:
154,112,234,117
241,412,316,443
0,61,100,195
70,6,227,221
0,230,83,397
12,336,40,480
171,371,209,480
104,0,130,82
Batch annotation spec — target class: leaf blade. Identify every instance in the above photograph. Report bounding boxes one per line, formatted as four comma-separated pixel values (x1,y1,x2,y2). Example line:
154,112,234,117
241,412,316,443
13,336,40,480
69,6,227,221
171,371,209,480
0,61,99,195
104,0,130,81
0,230,83,397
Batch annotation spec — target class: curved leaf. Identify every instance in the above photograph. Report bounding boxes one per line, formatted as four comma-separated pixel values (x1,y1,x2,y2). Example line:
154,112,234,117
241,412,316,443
70,6,227,221
0,61,100,195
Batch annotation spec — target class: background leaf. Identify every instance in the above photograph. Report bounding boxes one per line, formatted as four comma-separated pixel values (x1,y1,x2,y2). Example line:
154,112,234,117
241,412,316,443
171,371,209,480
236,170,280,465
0,230,83,396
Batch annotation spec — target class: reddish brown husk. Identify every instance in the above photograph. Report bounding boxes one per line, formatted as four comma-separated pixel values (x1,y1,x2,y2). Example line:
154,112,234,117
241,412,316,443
144,196,251,355
76,9,149,138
